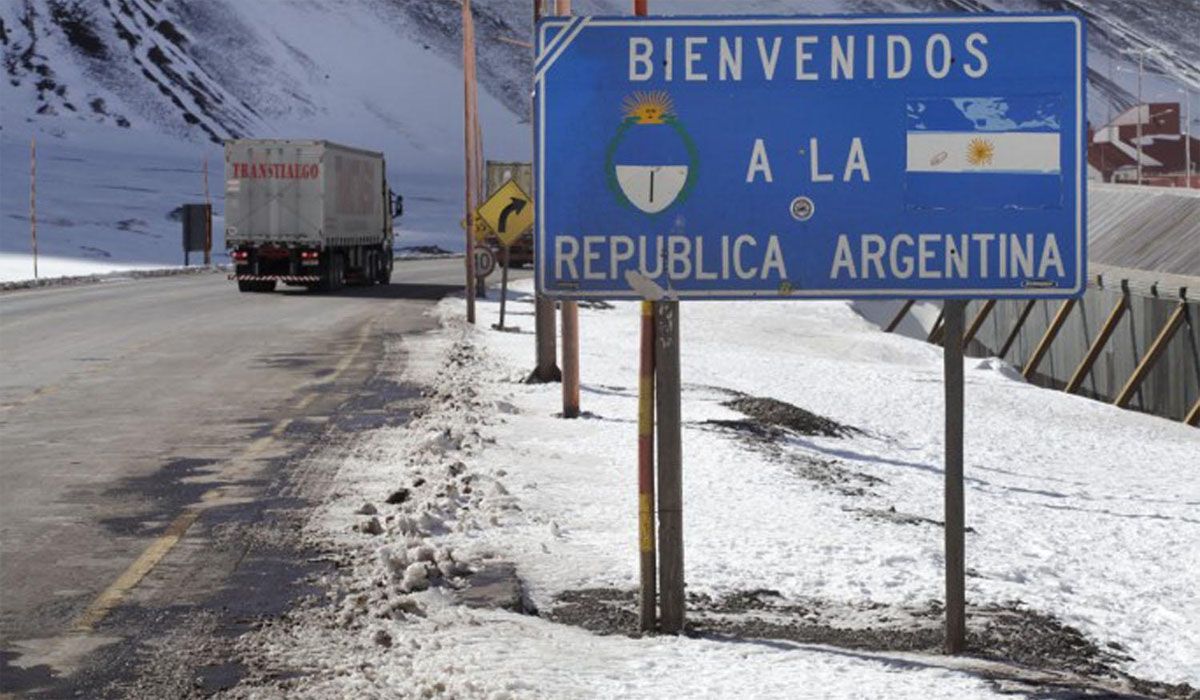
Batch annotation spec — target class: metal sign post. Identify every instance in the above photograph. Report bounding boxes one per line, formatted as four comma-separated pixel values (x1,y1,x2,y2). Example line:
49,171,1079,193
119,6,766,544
655,299,683,633
498,246,511,328
478,179,534,331
535,12,1087,643
942,299,966,653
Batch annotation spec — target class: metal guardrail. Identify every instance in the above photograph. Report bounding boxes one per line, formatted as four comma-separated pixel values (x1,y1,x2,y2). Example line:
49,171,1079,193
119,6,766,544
883,264,1199,426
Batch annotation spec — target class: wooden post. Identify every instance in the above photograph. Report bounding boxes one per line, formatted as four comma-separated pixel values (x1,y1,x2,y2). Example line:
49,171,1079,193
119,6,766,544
655,300,684,634
462,0,479,323
529,0,560,383
1114,301,1188,408
555,0,579,415
927,308,946,345
1065,293,1129,394
963,299,997,346
884,300,916,333
561,301,580,417
999,299,1038,360
638,301,657,632
30,137,38,280
1185,395,1200,427
942,300,966,655
1022,299,1077,380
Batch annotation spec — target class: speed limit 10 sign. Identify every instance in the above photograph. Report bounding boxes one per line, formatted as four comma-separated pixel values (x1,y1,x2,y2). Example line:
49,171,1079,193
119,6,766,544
473,246,497,278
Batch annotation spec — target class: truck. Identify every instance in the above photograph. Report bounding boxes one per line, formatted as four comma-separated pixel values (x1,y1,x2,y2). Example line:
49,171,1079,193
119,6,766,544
224,139,400,293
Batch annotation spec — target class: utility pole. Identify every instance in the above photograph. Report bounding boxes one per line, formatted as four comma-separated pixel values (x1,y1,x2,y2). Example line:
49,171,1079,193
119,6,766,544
530,0,561,383
556,0,580,416
462,0,479,323
1103,53,1112,179
30,137,38,280
1186,88,1193,188
632,0,655,634
1137,51,1144,185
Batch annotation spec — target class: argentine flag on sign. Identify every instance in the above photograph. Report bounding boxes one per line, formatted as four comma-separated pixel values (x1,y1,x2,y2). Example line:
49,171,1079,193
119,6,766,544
905,96,1064,210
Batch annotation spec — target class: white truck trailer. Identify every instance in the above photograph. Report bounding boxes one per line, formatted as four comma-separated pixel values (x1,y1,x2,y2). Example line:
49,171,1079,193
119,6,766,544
224,139,399,292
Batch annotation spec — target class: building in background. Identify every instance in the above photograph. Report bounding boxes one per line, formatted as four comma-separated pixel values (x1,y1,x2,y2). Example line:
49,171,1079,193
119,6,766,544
1089,102,1199,187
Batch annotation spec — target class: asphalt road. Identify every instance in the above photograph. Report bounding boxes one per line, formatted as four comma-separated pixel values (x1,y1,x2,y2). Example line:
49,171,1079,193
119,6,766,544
0,257,518,695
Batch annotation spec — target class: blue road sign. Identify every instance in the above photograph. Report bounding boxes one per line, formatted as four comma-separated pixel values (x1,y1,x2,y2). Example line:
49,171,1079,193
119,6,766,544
535,14,1086,300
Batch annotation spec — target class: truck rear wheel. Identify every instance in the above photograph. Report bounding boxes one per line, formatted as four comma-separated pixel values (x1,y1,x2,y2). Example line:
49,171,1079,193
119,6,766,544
319,253,345,293
376,255,392,285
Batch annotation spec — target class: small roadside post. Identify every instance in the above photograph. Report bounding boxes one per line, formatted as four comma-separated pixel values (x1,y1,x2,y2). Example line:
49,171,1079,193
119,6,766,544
30,137,38,280
202,152,212,266
535,11,1087,641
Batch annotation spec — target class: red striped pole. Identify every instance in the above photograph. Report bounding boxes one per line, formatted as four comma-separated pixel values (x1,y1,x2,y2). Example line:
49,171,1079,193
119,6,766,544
633,0,655,633
638,300,657,631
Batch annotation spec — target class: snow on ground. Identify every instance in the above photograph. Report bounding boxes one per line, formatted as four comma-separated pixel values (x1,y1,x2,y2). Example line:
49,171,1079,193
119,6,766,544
238,594,1008,699
232,280,1199,697
0,251,165,283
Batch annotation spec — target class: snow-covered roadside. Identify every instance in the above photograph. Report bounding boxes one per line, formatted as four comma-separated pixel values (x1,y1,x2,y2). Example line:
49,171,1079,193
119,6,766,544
0,251,178,284
231,280,1199,697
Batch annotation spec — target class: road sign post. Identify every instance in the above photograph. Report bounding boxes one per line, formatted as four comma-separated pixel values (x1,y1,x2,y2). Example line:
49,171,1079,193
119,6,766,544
942,299,966,653
536,12,1086,643
498,246,511,328
655,299,683,633
478,179,534,330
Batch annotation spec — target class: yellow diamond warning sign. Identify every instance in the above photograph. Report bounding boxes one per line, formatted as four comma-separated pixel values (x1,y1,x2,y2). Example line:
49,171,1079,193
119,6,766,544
476,180,533,247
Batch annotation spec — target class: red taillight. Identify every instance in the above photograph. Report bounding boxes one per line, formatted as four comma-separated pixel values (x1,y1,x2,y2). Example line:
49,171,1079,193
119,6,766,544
232,250,248,262
301,251,319,260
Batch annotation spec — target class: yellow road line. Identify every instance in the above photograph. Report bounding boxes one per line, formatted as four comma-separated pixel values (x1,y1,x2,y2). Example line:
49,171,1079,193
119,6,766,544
0,384,59,412
72,509,202,632
1,337,163,412
69,317,379,633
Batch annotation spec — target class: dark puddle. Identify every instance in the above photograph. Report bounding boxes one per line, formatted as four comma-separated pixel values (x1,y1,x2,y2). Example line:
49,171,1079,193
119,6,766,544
546,587,1195,700
96,493,330,698
255,353,326,370
723,395,858,438
97,457,223,536
0,650,56,695
330,378,418,434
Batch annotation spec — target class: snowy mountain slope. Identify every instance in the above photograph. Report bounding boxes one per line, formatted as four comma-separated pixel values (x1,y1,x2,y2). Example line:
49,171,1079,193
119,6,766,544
1,0,1197,279
0,0,530,276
